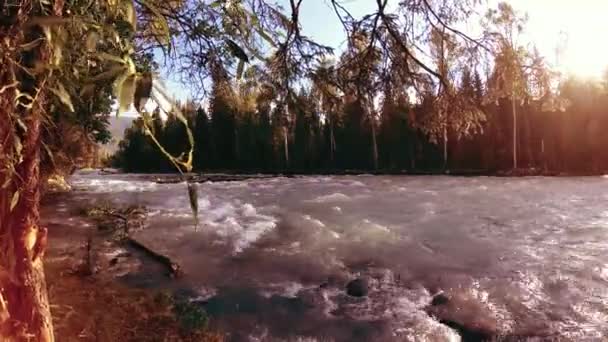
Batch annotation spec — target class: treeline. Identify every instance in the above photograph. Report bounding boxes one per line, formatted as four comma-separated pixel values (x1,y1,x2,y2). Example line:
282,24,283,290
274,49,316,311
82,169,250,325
112,74,608,174
109,2,608,175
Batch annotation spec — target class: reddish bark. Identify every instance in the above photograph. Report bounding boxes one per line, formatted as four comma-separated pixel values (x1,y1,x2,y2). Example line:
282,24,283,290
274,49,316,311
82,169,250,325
0,1,60,341
0,47,53,342
0,105,53,342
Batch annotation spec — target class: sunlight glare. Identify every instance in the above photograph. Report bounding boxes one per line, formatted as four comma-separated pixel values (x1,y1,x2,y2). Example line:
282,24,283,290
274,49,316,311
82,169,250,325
507,0,608,79
561,26,608,79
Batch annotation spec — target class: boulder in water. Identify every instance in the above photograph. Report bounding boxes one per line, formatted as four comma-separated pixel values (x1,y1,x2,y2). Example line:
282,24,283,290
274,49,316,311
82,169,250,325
346,278,369,297
431,292,450,306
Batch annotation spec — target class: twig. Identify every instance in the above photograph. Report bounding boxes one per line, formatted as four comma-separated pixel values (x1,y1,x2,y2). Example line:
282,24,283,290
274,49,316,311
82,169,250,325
421,0,490,52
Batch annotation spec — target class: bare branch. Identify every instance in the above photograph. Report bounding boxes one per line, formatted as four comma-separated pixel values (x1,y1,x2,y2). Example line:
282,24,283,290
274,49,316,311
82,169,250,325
421,0,490,52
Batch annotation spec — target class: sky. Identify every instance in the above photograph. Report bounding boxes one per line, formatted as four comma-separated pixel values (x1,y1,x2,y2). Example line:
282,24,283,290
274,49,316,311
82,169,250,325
506,0,608,78
294,0,608,77
157,0,608,105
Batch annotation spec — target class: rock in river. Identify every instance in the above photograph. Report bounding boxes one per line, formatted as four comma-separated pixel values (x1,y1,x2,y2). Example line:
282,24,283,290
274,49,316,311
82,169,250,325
346,278,369,297
430,292,450,306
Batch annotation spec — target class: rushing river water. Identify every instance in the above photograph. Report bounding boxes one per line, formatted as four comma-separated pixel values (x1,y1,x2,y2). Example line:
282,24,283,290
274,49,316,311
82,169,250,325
47,171,608,341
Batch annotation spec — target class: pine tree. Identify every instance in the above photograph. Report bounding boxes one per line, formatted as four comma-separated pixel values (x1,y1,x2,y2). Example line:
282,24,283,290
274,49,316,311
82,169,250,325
209,69,237,170
193,107,212,171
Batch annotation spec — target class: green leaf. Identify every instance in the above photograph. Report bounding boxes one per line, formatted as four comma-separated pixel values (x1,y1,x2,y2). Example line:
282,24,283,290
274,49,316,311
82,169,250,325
90,65,126,82
95,52,127,64
13,134,22,160
149,17,170,45
51,36,63,66
250,13,259,26
248,49,267,62
49,83,75,112
210,0,223,8
2,177,11,189
42,142,57,169
114,72,137,115
268,7,291,29
79,84,96,98
256,28,276,47
20,38,44,51
123,0,137,30
10,191,19,211
134,72,153,112
16,118,27,133
142,111,152,127
226,39,249,62
85,30,99,52
140,0,171,44
187,182,199,230
42,25,52,43
148,82,195,175
236,60,244,80
248,10,276,47
125,56,137,74
50,26,67,66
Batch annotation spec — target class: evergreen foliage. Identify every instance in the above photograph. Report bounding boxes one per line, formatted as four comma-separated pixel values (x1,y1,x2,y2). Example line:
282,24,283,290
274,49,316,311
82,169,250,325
113,72,608,174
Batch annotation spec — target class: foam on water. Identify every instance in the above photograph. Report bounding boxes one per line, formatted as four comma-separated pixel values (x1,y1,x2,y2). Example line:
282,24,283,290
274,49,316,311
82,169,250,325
241,203,257,216
72,178,160,193
302,215,326,227
305,193,351,203
61,172,608,341
259,281,304,298
362,219,390,233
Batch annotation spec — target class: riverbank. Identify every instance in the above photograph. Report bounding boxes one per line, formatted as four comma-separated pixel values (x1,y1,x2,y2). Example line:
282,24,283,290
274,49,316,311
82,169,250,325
42,193,223,341
101,167,608,182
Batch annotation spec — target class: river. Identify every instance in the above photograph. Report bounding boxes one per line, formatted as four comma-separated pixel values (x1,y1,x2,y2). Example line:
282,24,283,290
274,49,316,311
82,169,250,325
45,171,608,341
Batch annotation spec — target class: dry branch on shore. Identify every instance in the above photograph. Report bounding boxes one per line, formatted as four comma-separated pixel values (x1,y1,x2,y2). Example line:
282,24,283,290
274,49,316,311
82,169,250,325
79,203,183,278
126,237,183,278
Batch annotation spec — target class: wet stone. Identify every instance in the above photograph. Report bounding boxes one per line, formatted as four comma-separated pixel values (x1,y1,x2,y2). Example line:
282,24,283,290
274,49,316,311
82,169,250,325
431,292,450,306
346,278,369,297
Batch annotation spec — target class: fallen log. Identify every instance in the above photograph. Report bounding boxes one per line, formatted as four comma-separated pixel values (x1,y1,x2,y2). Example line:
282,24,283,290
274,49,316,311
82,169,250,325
126,237,183,278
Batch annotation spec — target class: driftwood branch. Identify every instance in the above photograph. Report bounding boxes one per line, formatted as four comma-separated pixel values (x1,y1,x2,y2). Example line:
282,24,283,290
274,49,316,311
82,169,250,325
82,204,183,279
126,237,182,278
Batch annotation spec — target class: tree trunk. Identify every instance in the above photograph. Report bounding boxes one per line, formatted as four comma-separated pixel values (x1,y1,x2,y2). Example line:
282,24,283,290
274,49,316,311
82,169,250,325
371,120,378,170
283,126,289,168
329,120,336,165
520,105,533,168
0,104,54,342
0,2,59,339
541,138,547,172
443,125,448,172
234,127,240,167
409,132,417,171
512,94,518,170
